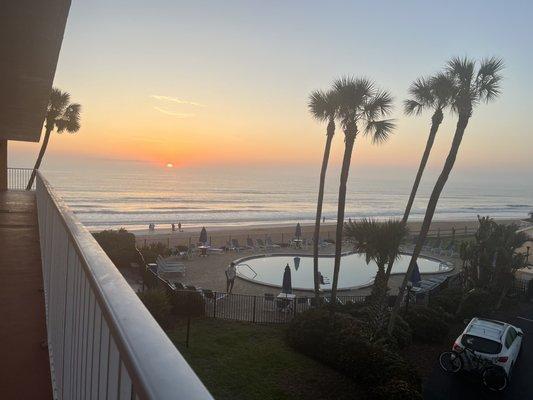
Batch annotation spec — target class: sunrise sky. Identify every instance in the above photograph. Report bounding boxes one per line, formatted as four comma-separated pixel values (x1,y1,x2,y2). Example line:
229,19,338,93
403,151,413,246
9,0,533,177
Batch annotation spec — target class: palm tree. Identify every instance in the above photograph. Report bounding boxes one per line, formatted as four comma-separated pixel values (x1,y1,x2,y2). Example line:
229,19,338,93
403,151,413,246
329,77,395,304
26,88,81,190
402,73,455,220
309,89,339,301
388,57,504,334
382,73,455,285
344,218,408,302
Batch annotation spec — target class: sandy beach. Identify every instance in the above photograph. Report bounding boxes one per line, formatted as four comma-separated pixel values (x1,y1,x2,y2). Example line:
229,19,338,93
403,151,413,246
132,218,522,249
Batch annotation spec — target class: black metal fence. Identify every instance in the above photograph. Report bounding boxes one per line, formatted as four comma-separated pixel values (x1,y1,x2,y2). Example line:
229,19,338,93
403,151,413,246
142,267,367,324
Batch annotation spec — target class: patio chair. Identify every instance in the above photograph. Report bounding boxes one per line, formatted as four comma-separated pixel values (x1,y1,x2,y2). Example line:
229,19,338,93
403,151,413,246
231,239,244,252
256,238,266,250
266,237,280,249
246,237,255,249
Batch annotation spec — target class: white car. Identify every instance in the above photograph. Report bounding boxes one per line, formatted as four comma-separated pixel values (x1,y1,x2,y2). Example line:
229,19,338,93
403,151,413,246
452,317,523,378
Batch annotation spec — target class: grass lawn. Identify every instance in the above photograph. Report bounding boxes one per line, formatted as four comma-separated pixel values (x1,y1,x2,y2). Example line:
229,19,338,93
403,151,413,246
167,318,365,400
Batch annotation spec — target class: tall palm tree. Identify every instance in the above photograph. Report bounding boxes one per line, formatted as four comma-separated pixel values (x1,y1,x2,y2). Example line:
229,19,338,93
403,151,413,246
329,77,395,304
388,56,504,333
402,73,455,221
344,218,408,302
382,73,455,282
26,88,81,190
309,89,339,301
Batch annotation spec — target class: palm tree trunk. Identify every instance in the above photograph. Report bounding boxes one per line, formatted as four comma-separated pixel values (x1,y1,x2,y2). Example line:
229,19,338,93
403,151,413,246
388,112,470,334
330,133,356,305
27,125,52,190
383,109,443,286
402,109,443,222
313,119,335,301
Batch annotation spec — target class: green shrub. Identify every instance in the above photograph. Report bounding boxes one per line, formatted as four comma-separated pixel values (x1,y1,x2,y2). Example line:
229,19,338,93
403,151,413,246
371,379,423,400
170,290,206,317
138,289,171,328
430,287,463,315
456,289,497,320
403,305,450,344
339,304,412,348
140,242,171,263
287,309,420,391
93,228,138,268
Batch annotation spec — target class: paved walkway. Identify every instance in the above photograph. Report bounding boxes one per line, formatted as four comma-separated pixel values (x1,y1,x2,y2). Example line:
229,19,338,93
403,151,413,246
0,191,52,399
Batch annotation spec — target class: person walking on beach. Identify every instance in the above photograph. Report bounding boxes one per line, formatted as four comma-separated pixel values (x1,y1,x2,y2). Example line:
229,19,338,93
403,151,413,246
225,262,237,293
171,223,176,232
178,221,182,232
322,216,325,223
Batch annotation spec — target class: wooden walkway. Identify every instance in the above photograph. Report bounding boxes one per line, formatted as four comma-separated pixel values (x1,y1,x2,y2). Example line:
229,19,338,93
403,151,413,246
0,191,52,399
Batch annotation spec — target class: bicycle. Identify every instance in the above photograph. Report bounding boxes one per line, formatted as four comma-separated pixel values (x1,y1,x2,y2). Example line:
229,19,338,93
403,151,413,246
439,345,508,392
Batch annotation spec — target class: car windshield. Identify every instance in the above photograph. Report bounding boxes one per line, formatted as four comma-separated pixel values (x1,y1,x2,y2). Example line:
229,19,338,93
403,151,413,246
461,334,502,354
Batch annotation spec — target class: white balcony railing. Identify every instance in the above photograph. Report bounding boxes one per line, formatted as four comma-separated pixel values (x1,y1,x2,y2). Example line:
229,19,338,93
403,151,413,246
7,167,35,190
36,172,213,400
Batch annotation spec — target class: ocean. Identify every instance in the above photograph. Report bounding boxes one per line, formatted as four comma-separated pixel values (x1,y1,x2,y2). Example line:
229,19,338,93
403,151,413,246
42,163,533,232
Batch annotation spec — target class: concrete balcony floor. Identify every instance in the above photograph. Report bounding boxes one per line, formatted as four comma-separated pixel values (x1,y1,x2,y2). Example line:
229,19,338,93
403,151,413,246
0,191,52,399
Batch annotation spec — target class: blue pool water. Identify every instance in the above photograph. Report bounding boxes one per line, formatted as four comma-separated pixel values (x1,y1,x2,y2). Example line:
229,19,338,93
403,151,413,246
235,253,452,290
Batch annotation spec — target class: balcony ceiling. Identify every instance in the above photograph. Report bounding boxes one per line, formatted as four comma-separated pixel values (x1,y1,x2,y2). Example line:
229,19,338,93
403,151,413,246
0,0,71,142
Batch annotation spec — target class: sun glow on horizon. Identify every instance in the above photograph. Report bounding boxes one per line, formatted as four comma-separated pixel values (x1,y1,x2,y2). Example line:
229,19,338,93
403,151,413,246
166,162,174,168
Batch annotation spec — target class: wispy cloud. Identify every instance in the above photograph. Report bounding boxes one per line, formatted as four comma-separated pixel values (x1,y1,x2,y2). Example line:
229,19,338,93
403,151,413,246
150,95,206,107
153,106,196,118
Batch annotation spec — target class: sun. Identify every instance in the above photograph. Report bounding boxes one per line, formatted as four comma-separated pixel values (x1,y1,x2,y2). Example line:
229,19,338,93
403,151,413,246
165,162,174,168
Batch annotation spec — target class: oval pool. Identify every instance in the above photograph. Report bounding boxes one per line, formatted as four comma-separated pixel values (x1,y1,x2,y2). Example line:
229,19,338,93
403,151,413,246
235,253,452,290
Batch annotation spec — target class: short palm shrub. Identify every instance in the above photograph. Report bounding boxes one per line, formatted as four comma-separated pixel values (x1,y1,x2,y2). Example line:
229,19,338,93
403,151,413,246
429,287,463,315
138,289,171,328
456,288,497,320
287,309,420,393
403,305,450,344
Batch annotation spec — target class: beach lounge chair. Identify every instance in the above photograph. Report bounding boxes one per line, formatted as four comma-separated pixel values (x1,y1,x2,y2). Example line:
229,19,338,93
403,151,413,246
207,246,224,254
265,237,280,249
156,255,186,275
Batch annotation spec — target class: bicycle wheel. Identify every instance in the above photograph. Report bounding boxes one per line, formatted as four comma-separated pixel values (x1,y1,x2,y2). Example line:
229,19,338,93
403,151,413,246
482,366,508,392
439,351,462,373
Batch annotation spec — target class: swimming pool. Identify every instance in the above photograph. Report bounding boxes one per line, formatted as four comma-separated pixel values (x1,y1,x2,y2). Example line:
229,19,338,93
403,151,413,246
235,253,453,291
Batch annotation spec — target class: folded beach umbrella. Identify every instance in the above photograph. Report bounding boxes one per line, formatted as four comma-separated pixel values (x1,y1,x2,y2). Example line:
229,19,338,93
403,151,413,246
295,223,302,239
199,226,208,245
293,256,301,270
282,263,292,294
409,261,421,287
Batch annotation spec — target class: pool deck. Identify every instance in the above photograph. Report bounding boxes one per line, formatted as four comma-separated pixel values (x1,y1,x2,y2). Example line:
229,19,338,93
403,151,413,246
159,244,459,297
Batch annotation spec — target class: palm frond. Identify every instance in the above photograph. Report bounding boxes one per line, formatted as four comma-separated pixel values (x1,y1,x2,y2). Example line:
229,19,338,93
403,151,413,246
364,90,394,119
446,56,475,86
403,99,424,116
364,119,395,144
476,57,504,103
431,72,456,108
408,77,434,107
308,90,337,121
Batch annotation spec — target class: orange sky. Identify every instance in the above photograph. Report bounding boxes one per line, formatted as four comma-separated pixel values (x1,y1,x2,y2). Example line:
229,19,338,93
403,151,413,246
8,1,533,175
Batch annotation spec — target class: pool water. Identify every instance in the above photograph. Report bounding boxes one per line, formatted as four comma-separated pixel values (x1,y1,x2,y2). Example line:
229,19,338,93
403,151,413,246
235,253,452,290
